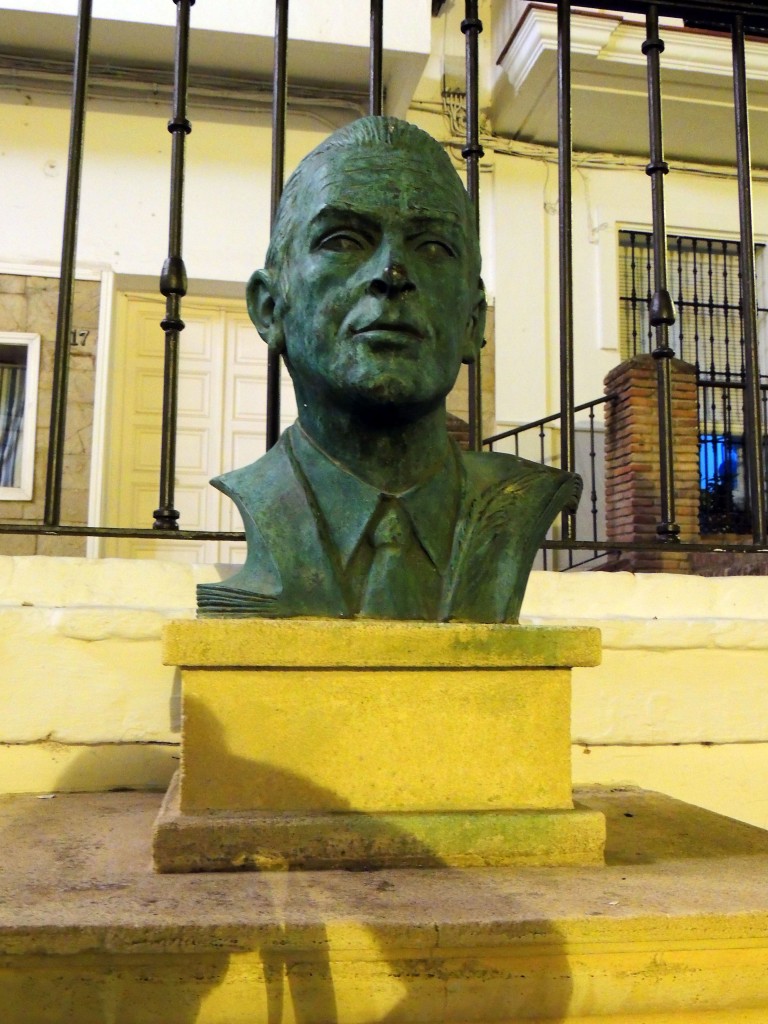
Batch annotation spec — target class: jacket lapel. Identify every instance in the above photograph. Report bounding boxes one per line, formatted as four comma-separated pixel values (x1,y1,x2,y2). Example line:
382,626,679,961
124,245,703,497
207,430,351,618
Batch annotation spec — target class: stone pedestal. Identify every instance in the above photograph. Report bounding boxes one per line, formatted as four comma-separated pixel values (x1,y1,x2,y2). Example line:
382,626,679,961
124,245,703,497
153,619,605,871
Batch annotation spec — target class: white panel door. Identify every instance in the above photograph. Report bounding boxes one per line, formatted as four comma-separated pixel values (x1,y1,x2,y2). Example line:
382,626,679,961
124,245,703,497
218,308,297,564
102,292,296,563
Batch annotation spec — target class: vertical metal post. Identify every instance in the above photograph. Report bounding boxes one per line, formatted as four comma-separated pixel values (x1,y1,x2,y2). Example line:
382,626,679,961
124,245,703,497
154,0,194,530
643,5,679,543
370,0,384,116
557,0,575,541
589,405,598,543
462,0,484,451
265,0,289,451
44,0,92,526
732,14,766,543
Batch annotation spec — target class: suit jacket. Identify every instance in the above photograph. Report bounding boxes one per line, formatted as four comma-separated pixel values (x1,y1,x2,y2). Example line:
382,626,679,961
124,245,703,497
197,425,581,623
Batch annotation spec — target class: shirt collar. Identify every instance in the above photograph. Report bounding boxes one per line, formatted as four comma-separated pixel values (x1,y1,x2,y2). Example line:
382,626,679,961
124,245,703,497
289,423,460,573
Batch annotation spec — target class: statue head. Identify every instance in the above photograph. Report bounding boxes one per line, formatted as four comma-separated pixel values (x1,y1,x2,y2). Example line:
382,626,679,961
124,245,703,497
247,116,486,422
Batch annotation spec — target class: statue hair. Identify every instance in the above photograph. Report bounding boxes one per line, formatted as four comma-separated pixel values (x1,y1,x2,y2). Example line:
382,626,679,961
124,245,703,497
265,116,481,278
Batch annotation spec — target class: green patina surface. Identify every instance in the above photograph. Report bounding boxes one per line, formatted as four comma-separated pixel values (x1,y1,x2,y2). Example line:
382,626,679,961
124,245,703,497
198,117,580,622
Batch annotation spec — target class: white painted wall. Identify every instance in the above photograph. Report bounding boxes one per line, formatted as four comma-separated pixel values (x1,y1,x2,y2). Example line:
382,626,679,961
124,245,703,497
0,97,329,283
1,556,766,832
491,148,768,431
5,87,766,437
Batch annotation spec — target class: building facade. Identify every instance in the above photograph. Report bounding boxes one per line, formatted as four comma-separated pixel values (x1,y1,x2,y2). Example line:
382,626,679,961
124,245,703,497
0,0,767,829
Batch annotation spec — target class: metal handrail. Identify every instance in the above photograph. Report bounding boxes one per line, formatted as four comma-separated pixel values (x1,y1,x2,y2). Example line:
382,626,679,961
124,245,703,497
483,397,611,450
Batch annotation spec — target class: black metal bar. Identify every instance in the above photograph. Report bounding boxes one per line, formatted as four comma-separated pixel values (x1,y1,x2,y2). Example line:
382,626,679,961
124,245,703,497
462,0,484,452
692,236,701,373
154,0,194,531
265,0,289,451
732,13,767,543
369,0,384,115
645,229,654,349
589,405,599,544
557,0,576,541
44,0,92,526
643,5,680,543
675,236,685,359
0,524,245,540
543,538,768,553
630,230,640,355
696,376,768,390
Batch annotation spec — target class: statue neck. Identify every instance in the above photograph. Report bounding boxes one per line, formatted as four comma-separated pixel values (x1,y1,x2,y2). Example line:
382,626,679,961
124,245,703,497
296,402,452,494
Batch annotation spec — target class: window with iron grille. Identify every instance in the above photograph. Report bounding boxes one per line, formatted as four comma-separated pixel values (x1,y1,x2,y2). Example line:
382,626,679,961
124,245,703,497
618,230,768,534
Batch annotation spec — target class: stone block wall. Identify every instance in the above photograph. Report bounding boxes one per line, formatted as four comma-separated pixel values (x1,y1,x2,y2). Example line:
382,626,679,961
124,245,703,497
603,353,699,573
0,274,100,557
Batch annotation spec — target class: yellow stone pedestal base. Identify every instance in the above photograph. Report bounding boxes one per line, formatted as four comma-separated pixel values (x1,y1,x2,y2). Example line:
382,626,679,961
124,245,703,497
154,771,605,871
154,619,604,871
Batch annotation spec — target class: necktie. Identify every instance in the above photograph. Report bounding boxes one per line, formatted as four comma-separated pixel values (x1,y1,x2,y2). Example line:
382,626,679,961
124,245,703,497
359,500,427,619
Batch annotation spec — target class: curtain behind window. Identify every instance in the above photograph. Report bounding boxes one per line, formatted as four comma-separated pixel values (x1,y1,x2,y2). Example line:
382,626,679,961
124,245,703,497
0,365,26,487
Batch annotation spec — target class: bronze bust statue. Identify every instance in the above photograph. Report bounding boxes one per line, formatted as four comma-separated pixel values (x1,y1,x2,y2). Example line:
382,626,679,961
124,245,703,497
198,117,580,622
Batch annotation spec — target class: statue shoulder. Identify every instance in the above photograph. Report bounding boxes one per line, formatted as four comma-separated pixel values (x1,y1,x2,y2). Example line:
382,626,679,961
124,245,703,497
461,450,582,513
442,450,582,623
210,433,294,510
197,433,296,616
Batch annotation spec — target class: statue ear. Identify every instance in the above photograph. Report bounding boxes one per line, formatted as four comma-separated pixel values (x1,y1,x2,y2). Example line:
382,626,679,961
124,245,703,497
461,278,487,365
246,269,285,354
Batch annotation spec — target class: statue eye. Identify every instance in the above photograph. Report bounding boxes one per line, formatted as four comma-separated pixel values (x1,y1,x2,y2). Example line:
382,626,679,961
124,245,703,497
417,238,456,258
317,231,366,253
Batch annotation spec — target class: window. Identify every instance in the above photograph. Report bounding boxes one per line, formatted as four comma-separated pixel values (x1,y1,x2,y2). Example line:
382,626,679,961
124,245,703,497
0,332,40,500
618,231,768,534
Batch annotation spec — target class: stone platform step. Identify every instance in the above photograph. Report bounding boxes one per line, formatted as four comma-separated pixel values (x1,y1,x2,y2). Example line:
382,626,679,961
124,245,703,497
1,786,767,1023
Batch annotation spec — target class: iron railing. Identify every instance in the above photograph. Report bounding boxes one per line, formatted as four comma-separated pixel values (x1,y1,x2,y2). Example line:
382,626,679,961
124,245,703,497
620,230,768,534
1,0,768,564
484,398,611,569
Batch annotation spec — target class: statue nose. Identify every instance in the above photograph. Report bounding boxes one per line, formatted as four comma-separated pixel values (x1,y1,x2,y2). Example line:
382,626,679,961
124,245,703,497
369,262,415,298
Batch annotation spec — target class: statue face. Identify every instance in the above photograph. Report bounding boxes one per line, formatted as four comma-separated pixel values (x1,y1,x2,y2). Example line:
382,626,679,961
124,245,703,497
256,144,484,418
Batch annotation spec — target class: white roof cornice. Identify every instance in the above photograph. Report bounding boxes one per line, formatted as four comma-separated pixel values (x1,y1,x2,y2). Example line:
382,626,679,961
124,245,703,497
499,4,768,92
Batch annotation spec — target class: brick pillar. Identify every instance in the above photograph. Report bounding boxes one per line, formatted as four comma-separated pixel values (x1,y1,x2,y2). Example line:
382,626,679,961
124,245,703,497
447,412,470,451
603,354,699,573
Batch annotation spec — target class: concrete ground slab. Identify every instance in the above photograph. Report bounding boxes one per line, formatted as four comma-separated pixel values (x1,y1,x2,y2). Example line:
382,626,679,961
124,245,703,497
1,786,767,1022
